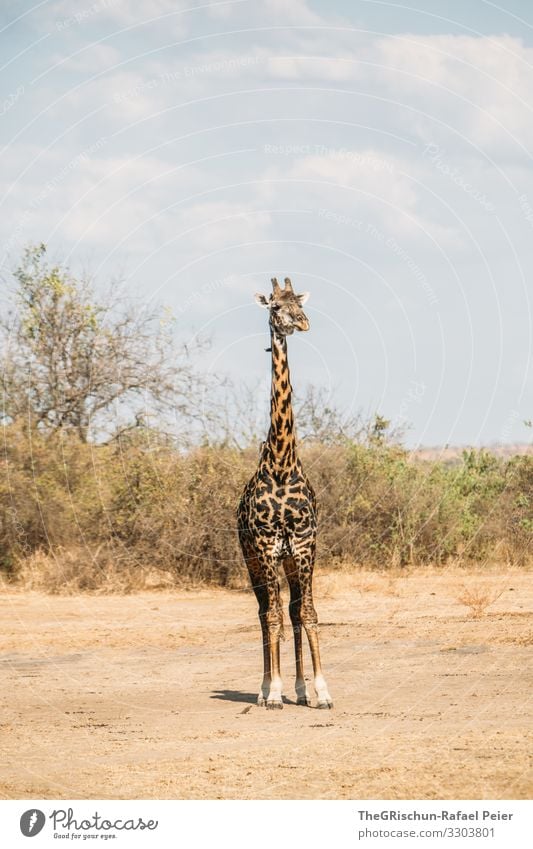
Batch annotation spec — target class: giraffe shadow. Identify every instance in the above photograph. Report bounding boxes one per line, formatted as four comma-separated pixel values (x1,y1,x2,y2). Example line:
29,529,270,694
210,690,296,705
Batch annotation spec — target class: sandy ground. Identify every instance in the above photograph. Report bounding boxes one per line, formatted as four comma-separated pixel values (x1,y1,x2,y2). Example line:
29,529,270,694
0,569,532,800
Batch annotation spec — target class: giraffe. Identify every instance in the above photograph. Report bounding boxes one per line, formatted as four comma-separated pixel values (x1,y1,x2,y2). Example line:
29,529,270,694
237,276,333,710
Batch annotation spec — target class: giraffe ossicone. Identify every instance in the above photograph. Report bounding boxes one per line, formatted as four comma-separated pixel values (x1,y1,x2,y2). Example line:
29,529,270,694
237,277,333,711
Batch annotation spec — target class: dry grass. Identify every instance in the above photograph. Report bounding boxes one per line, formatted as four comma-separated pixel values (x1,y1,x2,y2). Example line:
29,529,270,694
1,570,531,800
12,547,178,595
455,584,505,618
1,426,532,594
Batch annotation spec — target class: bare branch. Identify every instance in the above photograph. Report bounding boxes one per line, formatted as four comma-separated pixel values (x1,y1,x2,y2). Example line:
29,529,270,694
1,244,208,442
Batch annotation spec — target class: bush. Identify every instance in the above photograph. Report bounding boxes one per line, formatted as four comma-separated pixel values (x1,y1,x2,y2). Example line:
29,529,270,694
0,422,531,592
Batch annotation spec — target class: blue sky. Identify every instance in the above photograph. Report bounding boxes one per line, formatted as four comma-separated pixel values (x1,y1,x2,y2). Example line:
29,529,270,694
1,0,532,446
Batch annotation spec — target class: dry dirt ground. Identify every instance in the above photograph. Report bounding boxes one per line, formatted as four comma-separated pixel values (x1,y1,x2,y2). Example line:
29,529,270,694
1,569,532,799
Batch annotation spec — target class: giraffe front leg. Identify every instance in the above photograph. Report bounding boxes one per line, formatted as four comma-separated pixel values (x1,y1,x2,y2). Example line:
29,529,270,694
263,575,284,709
292,538,333,709
304,621,333,708
283,557,311,706
247,543,284,709
300,582,333,709
293,624,311,706
251,581,272,706
265,608,283,709
257,616,271,707
245,547,277,708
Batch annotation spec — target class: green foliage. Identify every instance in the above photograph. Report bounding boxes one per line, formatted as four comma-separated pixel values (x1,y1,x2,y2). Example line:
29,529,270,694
15,244,101,350
2,244,203,443
368,413,392,446
1,246,531,588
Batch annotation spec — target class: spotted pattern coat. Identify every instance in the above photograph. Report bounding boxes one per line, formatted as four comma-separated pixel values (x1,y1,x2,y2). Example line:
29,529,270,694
236,281,332,709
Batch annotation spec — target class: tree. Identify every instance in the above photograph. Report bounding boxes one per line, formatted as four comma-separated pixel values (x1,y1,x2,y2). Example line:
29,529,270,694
1,244,205,442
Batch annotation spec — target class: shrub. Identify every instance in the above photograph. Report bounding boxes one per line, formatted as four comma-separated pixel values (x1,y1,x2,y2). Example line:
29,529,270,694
0,422,531,592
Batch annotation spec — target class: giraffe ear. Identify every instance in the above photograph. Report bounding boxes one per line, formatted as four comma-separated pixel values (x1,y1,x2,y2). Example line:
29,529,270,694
254,293,269,308
297,292,310,305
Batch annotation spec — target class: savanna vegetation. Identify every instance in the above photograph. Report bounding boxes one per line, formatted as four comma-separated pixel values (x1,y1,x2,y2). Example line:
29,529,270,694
1,247,531,592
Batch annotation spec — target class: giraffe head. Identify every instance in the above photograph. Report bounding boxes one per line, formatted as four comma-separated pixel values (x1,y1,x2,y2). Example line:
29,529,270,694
255,277,310,336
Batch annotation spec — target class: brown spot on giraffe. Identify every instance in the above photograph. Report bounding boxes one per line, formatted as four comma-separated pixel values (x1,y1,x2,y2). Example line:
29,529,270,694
237,276,333,710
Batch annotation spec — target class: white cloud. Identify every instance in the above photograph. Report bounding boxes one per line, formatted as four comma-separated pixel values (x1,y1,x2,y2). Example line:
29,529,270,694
165,201,273,258
207,0,329,27
48,0,191,32
259,148,459,246
3,2,533,448
249,30,533,157
369,33,533,156
57,43,122,73
261,0,326,26
266,54,357,81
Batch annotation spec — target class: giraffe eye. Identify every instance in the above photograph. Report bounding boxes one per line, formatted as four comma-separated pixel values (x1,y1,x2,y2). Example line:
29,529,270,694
271,303,281,311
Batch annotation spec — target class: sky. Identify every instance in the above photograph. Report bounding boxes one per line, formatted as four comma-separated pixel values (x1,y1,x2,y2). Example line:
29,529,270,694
1,0,532,447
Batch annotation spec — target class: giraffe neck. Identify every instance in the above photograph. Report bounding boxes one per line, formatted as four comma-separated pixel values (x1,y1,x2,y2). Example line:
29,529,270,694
264,327,297,471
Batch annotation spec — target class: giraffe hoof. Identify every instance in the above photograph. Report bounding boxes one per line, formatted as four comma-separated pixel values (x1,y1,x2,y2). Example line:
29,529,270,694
257,696,266,707
266,700,283,710
297,697,312,707
317,700,334,709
